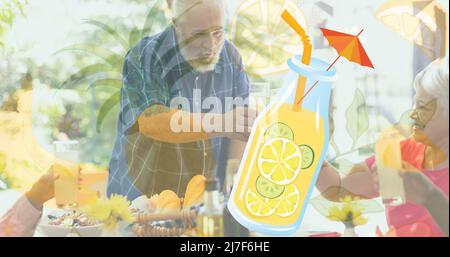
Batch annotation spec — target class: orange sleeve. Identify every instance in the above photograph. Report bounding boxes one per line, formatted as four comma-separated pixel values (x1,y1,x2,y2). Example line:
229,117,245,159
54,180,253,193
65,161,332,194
137,106,211,143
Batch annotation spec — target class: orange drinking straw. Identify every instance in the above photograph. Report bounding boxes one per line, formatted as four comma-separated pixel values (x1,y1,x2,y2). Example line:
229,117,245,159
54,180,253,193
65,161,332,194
281,10,312,112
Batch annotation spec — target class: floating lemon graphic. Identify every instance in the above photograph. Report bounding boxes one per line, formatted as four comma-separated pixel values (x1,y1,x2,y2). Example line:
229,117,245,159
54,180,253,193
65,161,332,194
375,0,447,60
230,0,307,76
245,188,280,217
273,183,300,217
258,137,302,185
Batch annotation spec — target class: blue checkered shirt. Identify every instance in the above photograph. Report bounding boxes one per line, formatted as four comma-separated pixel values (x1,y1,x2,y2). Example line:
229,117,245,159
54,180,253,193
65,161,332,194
107,27,249,200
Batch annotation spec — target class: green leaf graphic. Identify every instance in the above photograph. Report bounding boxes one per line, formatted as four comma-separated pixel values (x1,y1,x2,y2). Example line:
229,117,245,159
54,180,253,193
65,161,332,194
345,88,369,148
96,91,120,133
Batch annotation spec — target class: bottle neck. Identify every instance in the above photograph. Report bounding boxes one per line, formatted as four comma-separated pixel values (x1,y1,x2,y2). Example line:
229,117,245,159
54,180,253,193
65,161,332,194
282,79,331,117
278,72,332,117
204,190,222,211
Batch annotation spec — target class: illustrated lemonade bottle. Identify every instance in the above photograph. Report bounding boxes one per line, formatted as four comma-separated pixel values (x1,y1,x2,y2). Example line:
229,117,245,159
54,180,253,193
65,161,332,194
228,55,336,235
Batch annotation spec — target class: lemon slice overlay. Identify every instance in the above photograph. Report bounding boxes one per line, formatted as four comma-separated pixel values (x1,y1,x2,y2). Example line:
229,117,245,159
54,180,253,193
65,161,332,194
258,137,302,185
230,0,307,76
245,189,280,217
273,183,300,217
375,0,447,59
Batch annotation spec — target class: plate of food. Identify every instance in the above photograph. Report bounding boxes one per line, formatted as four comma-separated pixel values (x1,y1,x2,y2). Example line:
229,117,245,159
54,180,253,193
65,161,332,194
38,209,103,237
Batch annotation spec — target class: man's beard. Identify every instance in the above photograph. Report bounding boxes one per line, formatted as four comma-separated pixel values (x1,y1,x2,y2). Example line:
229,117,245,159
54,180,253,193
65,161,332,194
179,44,224,72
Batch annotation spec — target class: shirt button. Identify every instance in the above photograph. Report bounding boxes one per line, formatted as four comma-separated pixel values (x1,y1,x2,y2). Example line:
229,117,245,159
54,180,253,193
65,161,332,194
204,152,208,157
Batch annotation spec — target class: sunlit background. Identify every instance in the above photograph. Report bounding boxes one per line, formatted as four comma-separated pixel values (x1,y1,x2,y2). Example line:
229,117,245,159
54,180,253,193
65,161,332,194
1,0,448,236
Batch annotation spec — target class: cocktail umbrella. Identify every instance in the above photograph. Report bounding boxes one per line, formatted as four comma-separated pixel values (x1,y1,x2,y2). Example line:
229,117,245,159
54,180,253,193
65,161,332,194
375,0,447,60
297,28,374,105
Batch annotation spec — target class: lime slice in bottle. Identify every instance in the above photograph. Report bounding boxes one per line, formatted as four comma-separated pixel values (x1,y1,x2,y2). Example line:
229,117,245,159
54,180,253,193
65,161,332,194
256,176,285,199
299,144,314,169
264,122,294,141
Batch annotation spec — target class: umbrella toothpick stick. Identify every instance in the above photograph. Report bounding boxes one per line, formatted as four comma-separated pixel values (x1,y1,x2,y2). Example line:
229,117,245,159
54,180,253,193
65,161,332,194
281,10,312,112
297,29,371,106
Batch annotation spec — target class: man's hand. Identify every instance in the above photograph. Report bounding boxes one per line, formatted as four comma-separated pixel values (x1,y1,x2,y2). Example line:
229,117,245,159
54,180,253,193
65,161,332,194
221,107,258,141
25,166,59,209
400,162,436,206
400,161,449,236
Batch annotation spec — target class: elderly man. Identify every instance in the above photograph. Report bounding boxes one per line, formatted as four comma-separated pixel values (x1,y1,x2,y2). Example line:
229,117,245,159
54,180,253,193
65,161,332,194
108,0,255,200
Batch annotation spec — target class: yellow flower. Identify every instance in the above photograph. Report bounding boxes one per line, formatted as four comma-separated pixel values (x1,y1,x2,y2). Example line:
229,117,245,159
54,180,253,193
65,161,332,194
108,194,135,224
103,215,119,231
339,195,361,203
84,199,111,221
327,206,347,221
83,194,135,231
353,214,368,226
326,196,368,227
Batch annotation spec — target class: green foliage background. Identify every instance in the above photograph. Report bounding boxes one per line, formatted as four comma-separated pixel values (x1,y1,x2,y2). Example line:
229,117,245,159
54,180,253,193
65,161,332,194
0,0,27,47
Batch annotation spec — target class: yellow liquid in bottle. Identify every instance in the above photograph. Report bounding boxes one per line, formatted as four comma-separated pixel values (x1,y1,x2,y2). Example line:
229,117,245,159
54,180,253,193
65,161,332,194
196,214,224,237
231,103,325,227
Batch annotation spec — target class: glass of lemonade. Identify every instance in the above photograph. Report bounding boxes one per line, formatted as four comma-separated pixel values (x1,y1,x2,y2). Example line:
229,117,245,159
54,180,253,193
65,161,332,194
53,140,80,209
78,168,108,207
375,128,406,206
228,56,336,235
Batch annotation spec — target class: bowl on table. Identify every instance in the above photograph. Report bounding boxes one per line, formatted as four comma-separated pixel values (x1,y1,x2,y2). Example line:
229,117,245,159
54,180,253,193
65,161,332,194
38,209,103,237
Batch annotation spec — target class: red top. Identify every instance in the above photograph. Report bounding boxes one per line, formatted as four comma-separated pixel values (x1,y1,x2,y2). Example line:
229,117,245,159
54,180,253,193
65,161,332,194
366,138,449,237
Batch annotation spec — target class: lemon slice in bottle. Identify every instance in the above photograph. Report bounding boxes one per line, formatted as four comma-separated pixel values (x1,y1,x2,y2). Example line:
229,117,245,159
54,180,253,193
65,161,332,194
258,137,302,185
245,189,280,217
273,183,300,217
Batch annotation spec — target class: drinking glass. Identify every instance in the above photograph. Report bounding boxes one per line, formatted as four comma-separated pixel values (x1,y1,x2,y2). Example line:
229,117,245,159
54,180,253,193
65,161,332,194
53,140,80,209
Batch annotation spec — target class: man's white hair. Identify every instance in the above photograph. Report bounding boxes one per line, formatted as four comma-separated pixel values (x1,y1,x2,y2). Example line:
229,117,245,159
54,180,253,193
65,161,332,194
414,56,449,116
170,0,227,22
